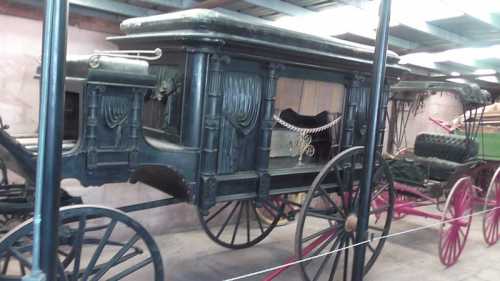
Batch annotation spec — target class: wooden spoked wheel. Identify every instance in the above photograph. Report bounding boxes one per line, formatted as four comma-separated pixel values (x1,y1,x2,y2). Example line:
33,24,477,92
438,177,474,267
198,198,285,249
295,146,394,281
483,167,500,246
0,205,164,280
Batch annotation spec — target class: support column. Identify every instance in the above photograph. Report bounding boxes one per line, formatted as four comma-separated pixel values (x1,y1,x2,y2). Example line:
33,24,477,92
28,0,68,280
352,0,392,280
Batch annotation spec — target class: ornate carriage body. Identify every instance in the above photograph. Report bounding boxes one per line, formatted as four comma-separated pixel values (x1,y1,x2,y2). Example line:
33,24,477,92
75,9,403,210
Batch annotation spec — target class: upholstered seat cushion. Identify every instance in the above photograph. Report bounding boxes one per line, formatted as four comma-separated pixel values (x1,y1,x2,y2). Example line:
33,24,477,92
414,133,478,163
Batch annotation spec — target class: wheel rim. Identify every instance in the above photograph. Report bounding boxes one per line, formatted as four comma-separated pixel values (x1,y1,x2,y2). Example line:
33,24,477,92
438,177,473,267
295,146,394,281
198,198,285,249
483,167,500,246
0,205,164,280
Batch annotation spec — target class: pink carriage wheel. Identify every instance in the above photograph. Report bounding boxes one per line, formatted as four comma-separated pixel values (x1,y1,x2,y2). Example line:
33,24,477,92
438,177,474,267
483,167,500,245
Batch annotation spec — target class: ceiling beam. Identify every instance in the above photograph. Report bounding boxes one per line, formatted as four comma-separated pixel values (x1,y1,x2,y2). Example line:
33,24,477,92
243,0,314,16
193,0,239,9
70,0,160,17
441,0,500,30
439,60,500,74
397,20,471,45
11,0,153,19
131,0,185,9
346,29,420,50
339,1,474,47
464,12,500,30
238,1,421,50
219,7,418,51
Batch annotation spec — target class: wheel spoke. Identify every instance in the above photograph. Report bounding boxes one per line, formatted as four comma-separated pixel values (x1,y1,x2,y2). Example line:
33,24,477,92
70,216,86,280
56,258,69,281
82,219,117,280
107,257,153,281
216,202,240,239
205,202,232,224
251,201,265,234
303,226,337,244
90,234,140,281
230,202,244,245
327,238,344,281
245,202,250,244
1,253,11,274
305,232,339,265
312,235,342,281
9,248,32,270
342,235,350,281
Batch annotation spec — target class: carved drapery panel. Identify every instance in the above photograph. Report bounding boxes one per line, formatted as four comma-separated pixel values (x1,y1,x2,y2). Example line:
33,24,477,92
218,72,262,174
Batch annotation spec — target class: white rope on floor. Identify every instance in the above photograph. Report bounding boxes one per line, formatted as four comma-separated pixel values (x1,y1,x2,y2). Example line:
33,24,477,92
223,206,500,281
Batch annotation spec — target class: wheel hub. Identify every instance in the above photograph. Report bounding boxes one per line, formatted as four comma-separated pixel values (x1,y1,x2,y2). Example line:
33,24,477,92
345,214,358,233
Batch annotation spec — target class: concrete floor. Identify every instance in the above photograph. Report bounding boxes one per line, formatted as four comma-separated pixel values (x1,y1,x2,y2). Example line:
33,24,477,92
154,209,500,281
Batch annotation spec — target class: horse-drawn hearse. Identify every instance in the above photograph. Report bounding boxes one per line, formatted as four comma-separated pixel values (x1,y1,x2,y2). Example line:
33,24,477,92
2,8,494,281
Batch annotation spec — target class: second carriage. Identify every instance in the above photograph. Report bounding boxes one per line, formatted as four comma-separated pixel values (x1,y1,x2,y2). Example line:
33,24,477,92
386,81,500,266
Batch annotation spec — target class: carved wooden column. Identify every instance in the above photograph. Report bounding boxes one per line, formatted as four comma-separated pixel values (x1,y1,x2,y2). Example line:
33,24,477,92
86,85,102,173
341,75,369,150
256,63,283,200
200,54,229,210
129,88,144,170
376,85,391,153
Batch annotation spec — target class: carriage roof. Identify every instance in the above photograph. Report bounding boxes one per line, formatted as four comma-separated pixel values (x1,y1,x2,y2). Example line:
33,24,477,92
108,9,407,77
391,81,491,107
